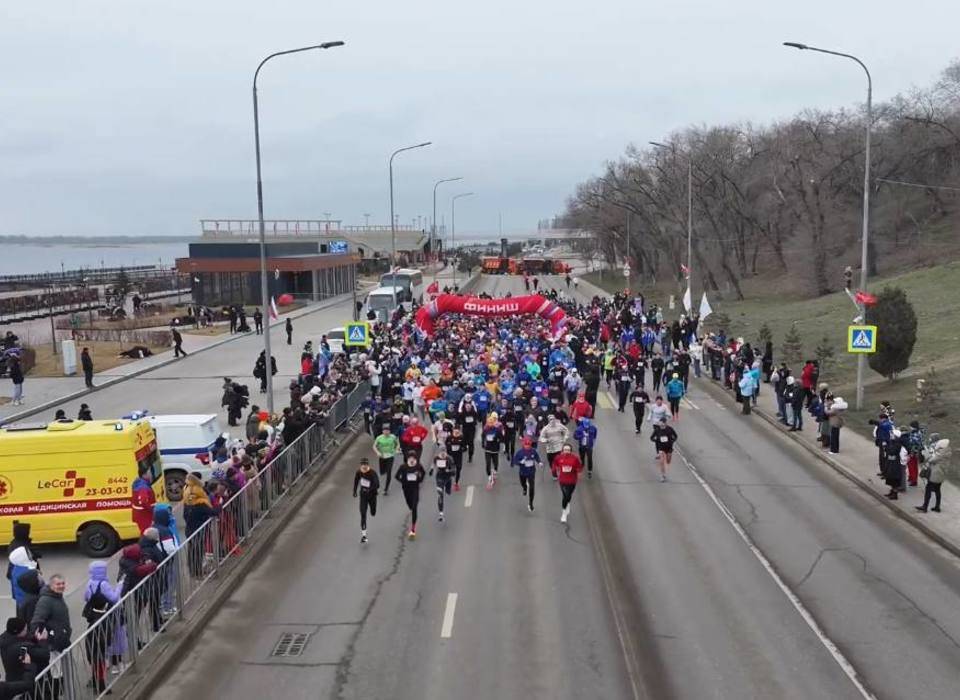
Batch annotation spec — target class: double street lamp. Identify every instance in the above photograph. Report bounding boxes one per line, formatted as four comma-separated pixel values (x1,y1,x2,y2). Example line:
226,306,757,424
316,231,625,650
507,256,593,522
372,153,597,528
252,41,344,414
451,192,475,287
784,41,873,410
432,177,463,263
389,142,432,301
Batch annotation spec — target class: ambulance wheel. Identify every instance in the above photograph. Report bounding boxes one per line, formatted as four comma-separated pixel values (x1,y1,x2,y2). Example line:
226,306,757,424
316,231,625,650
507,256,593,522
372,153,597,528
78,523,120,557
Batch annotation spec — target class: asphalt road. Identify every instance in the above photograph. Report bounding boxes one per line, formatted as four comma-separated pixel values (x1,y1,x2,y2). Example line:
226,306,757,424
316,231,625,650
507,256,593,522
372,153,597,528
153,273,960,700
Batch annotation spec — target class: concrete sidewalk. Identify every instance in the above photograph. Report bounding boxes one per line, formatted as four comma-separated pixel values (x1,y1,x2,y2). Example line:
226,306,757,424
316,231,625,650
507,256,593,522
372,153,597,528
0,290,366,424
700,374,960,558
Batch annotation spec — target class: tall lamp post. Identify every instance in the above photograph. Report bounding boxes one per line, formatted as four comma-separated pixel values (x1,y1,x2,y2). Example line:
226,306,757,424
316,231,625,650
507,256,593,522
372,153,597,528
433,177,463,264
451,192,475,288
253,41,344,415
784,41,872,410
389,142,432,302
650,141,693,309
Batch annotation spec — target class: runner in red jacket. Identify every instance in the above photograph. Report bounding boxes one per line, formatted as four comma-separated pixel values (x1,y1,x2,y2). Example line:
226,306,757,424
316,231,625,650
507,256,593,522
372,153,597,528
400,418,429,460
550,443,583,523
569,394,593,422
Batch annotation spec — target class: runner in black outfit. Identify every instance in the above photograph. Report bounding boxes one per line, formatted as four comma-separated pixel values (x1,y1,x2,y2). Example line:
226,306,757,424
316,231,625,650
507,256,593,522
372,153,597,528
446,427,465,491
395,452,426,539
458,395,480,462
630,385,650,435
352,458,380,544
430,449,453,522
650,416,678,482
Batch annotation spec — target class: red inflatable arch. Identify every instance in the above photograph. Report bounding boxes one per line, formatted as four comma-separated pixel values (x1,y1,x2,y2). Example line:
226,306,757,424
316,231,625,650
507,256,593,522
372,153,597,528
414,294,567,337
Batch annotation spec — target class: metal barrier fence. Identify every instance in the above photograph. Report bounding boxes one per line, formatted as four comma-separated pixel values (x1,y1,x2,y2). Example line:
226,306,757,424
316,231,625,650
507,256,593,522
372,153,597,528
29,381,368,699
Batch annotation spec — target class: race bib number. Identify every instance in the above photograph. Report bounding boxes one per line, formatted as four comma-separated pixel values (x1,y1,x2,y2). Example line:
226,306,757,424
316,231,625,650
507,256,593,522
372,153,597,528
486,434,495,442
412,436,421,443
450,445,460,451
393,413,403,420
634,397,643,403
436,460,447,468
506,421,515,429
581,437,589,446
406,472,418,482
621,376,630,382
523,459,534,467
465,416,474,423
359,478,371,488
561,465,573,473
660,436,668,443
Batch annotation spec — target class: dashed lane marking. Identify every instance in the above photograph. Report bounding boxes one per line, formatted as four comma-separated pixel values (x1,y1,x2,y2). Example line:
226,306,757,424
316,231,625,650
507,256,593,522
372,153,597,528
678,452,877,700
440,592,458,638
464,485,475,508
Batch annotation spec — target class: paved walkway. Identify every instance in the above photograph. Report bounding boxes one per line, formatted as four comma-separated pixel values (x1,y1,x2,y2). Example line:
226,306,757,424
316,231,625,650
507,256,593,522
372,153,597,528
575,272,960,559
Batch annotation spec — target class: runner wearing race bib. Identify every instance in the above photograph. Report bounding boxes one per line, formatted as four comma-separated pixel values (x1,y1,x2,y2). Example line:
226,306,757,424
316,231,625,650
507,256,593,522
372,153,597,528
430,450,453,522
550,444,583,523
511,437,542,512
395,453,426,539
352,458,381,544
650,416,678,482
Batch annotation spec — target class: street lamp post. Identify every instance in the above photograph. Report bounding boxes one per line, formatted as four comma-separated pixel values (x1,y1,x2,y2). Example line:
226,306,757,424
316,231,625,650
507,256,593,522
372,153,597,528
784,41,872,410
253,40,344,415
389,142,432,301
433,177,463,264
451,193,475,288
650,141,694,309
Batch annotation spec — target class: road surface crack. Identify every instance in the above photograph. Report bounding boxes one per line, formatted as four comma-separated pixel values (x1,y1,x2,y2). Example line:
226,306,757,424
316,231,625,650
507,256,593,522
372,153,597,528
332,526,409,699
796,547,847,588
844,549,960,652
733,485,760,530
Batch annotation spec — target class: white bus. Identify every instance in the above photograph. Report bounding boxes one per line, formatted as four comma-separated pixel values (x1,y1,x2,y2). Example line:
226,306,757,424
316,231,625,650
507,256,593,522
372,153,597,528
364,285,406,322
379,268,424,304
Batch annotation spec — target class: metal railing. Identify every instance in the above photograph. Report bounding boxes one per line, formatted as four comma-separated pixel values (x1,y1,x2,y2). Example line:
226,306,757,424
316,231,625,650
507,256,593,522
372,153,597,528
29,381,369,699
200,219,422,236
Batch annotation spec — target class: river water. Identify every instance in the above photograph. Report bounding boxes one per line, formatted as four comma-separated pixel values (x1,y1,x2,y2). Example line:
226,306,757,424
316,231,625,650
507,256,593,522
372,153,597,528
0,242,191,275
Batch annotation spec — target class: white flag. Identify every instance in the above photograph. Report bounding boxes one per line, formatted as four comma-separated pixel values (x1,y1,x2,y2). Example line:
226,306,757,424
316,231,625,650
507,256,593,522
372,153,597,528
269,296,279,320
682,285,692,313
699,291,713,320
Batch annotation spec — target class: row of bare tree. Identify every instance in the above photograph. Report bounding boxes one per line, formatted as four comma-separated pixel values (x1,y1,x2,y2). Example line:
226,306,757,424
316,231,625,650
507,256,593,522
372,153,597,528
560,60,960,299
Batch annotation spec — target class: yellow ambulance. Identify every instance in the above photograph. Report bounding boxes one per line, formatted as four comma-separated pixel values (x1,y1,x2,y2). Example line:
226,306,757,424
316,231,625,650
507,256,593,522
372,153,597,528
0,419,166,556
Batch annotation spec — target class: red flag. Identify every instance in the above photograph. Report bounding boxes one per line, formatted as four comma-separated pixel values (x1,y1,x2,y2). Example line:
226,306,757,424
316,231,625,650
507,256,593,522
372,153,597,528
854,290,877,306
426,280,439,294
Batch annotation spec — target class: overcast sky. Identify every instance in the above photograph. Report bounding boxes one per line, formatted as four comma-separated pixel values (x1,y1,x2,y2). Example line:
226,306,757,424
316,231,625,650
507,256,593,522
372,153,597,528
1,1,958,238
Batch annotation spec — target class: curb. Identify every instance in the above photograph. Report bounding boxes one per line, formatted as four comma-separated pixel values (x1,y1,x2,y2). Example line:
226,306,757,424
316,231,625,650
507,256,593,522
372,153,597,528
699,378,960,561
1,291,359,426
120,420,364,700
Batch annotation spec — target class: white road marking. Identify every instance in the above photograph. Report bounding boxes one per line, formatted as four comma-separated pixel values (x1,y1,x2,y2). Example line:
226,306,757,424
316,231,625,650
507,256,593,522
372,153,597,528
683,397,700,410
464,485,475,508
678,452,877,700
605,390,617,407
440,592,458,638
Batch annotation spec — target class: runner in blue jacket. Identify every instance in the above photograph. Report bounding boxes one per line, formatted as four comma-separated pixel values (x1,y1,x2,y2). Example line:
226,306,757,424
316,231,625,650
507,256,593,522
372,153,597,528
511,437,542,512
665,373,685,421
573,417,599,477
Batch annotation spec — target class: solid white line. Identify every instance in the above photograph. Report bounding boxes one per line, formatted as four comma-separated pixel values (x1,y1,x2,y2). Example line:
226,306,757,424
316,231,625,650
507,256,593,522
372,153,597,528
683,397,700,410
440,592,458,638
464,485,475,508
678,453,877,700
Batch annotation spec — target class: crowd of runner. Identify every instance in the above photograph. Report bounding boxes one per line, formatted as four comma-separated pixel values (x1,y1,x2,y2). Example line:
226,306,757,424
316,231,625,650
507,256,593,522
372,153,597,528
349,286,702,543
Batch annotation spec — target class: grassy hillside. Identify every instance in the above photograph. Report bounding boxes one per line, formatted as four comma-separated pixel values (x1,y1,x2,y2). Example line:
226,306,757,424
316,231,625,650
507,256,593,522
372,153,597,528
582,261,960,461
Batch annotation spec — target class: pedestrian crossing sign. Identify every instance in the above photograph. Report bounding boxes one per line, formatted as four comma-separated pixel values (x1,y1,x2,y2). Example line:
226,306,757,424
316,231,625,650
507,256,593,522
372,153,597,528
344,321,371,347
847,324,878,354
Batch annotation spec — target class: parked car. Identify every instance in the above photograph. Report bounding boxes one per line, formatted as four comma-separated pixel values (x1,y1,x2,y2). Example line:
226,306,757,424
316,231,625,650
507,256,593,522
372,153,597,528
145,414,224,500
